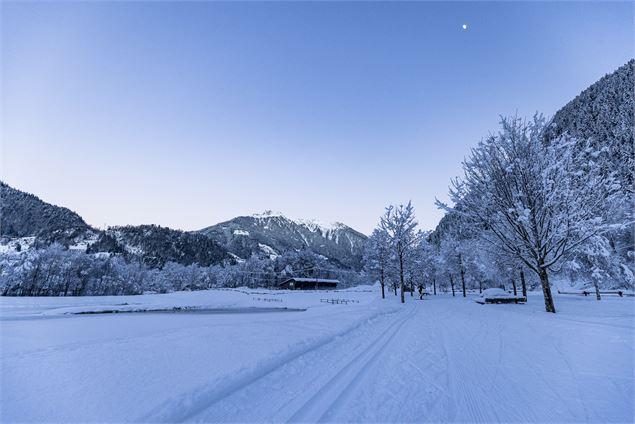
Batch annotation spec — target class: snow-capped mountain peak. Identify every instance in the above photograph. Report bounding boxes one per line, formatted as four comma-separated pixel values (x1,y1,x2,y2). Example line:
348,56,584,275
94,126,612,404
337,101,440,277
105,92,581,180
249,211,346,234
198,212,368,270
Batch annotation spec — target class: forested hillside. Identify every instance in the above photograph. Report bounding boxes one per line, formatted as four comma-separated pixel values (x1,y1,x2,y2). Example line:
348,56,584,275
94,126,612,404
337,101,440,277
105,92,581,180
545,60,634,190
0,182,91,243
87,225,230,268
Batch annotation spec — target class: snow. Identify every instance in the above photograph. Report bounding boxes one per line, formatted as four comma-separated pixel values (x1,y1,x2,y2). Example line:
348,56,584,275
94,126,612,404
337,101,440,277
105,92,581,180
2,290,633,423
249,211,346,236
478,287,518,298
68,232,99,251
296,218,345,234
233,229,250,236
251,210,285,219
227,252,244,262
257,243,279,259
0,236,35,254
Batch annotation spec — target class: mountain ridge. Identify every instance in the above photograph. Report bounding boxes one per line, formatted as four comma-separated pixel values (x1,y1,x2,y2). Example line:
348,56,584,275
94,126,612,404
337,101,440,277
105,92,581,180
1,183,368,270
198,211,368,270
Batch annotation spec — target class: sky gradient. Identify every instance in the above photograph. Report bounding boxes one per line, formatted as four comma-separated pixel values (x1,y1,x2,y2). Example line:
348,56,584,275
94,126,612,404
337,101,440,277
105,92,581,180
2,1,633,234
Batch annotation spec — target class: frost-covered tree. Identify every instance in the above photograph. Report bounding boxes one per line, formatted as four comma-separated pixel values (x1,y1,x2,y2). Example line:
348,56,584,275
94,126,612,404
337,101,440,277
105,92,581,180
380,202,420,304
440,116,626,313
363,228,391,298
564,234,634,300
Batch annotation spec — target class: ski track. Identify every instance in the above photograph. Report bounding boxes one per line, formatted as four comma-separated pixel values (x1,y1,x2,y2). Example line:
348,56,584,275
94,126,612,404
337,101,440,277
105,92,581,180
178,299,633,424
185,305,418,423
292,306,419,423
139,306,403,423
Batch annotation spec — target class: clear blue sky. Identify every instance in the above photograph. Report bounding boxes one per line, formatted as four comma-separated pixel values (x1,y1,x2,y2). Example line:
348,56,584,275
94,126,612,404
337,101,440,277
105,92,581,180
2,1,633,234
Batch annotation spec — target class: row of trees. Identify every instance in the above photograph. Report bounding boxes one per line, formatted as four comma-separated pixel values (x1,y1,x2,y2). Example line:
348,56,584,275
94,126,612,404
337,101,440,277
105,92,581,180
0,244,364,296
364,116,633,313
363,202,423,304
440,116,632,312
363,202,523,305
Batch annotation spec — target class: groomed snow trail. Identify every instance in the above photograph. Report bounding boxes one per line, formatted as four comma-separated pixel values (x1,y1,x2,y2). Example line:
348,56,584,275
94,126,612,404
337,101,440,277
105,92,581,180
143,295,634,423
180,303,418,423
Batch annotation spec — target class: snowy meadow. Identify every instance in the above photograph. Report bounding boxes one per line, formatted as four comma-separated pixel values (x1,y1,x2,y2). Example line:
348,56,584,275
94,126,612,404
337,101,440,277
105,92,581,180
2,287,633,423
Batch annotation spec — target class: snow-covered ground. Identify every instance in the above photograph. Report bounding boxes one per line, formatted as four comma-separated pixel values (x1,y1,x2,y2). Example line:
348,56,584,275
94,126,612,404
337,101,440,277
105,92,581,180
1,287,633,423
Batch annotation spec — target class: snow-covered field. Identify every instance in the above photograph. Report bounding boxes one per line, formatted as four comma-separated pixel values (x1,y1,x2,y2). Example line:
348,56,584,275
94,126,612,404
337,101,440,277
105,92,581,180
1,287,633,423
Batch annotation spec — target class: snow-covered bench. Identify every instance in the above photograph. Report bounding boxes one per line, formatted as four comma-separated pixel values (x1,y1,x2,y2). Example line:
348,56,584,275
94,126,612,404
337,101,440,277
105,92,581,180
557,289,634,297
475,288,527,305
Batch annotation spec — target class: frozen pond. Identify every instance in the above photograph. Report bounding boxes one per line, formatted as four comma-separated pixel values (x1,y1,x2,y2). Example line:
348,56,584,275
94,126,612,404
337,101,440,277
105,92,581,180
72,306,307,315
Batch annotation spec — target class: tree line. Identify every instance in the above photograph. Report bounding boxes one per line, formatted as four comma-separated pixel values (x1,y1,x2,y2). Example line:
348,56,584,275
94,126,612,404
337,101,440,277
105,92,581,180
364,116,633,313
0,244,364,296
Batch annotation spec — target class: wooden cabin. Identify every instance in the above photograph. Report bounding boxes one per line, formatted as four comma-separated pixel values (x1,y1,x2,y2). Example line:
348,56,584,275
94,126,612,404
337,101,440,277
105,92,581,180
279,278,339,290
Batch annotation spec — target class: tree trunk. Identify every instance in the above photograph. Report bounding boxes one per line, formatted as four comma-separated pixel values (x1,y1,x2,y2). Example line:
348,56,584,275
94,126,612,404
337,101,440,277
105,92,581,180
394,284,397,296
511,278,518,303
399,255,406,303
459,254,466,297
460,269,466,297
519,268,527,298
538,267,556,313
380,269,385,299
410,279,414,297
450,274,455,297
593,279,601,301
399,255,405,304
433,277,437,295
479,280,483,293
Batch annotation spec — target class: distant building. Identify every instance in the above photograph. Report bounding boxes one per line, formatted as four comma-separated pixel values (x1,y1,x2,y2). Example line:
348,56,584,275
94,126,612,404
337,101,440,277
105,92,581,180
279,277,339,290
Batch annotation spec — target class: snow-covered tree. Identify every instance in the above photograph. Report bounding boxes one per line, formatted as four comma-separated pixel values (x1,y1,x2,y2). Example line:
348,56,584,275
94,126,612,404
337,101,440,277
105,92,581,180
380,202,420,304
363,228,391,298
440,115,626,313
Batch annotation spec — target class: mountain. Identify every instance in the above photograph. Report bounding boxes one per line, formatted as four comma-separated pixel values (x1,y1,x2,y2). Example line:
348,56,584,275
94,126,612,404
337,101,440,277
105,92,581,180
0,181,92,244
545,59,634,190
1,183,362,270
87,225,231,268
198,211,368,270
0,182,230,268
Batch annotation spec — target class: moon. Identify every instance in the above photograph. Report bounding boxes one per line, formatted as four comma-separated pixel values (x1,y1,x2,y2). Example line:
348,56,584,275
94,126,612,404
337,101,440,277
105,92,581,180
462,24,468,30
